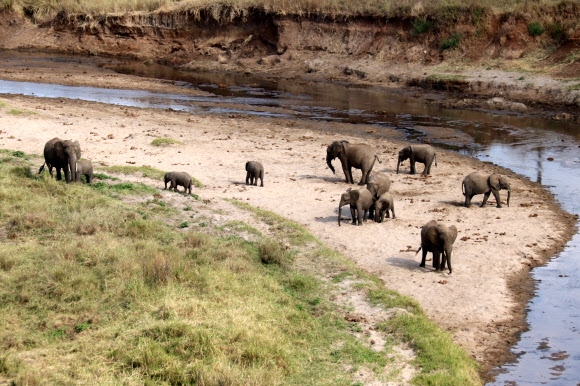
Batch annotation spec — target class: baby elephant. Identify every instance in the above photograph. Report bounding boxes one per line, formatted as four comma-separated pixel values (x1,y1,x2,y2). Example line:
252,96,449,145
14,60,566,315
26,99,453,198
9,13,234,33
164,171,192,194
462,172,511,208
245,161,264,187
373,192,395,223
75,159,93,183
416,220,458,274
338,187,374,226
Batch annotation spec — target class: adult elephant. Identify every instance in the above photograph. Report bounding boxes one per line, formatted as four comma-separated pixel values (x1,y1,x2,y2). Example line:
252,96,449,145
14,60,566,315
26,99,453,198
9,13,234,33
396,144,437,175
417,220,458,274
40,138,82,183
462,172,511,208
326,140,380,185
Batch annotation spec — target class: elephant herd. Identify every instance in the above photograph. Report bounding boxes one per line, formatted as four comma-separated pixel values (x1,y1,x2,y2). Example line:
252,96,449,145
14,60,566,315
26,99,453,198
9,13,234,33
39,136,512,275
327,140,512,274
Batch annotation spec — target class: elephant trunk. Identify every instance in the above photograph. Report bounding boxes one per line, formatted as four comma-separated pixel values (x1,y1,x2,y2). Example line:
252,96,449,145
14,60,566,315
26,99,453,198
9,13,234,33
326,155,336,174
396,158,401,174
507,189,511,207
68,155,77,183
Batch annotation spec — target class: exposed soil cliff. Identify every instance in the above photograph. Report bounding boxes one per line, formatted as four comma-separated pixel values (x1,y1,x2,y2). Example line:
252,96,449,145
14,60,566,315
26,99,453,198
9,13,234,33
0,4,579,120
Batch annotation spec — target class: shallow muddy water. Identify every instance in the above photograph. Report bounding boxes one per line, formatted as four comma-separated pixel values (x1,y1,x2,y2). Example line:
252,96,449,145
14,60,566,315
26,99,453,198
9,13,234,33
1,53,579,383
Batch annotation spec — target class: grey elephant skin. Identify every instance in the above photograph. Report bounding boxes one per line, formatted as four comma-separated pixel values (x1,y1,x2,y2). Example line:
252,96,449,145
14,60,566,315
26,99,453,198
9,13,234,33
374,192,396,223
75,159,93,183
462,172,511,208
40,137,82,183
245,161,264,187
396,144,437,175
327,140,380,185
417,220,458,274
164,172,192,194
366,171,392,220
338,187,374,226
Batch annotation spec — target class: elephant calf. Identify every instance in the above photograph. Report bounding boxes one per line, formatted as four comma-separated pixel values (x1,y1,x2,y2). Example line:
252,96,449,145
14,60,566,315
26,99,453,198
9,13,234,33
75,159,94,184
338,187,374,226
374,192,395,223
462,172,511,208
164,171,193,194
397,144,437,175
417,220,458,274
245,161,264,187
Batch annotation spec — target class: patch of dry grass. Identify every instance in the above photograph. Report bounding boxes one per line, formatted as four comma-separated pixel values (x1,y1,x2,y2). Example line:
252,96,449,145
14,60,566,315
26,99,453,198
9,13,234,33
0,0,574,20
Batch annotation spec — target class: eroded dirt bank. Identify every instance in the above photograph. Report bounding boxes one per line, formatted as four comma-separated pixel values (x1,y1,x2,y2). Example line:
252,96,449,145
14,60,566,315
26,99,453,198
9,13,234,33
0,4,579,121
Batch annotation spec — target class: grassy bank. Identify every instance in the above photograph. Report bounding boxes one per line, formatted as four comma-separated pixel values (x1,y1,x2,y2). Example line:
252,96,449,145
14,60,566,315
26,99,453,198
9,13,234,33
0,0,574,19
0,149,481,385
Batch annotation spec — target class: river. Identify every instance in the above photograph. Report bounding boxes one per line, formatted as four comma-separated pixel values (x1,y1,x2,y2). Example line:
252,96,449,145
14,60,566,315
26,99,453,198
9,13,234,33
1,52,579,384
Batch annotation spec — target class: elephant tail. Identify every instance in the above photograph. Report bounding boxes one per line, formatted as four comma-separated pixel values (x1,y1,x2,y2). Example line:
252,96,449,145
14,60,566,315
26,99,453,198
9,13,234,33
434,153,437,167
375,154,382,164
38,162,46,174
461,181,465,196
415,246,422,255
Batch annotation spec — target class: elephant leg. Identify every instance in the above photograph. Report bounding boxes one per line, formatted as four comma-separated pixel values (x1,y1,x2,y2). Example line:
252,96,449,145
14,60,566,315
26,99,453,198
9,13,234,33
380,211,385,223
350,207,357,225
356,205,364,226
390,208,396,219
432,251,441,270
56,167,62,181
246,171,251,185
362,209,368,222
439,253,447,271
410,161,416,174
464,194,471,207
347,166,354,184
423,161,431,175
420,248,427,267
481,192,492,207
492,190,502,208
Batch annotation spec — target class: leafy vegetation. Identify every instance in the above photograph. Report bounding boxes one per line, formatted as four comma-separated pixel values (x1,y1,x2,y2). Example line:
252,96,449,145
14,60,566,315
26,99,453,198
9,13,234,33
412,17,431,36
528,21,545,36
440,32,462,51
0,151,481,384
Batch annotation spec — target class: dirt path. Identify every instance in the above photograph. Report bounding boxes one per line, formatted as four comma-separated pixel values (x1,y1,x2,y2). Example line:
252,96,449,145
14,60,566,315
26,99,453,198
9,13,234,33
0,65,575,380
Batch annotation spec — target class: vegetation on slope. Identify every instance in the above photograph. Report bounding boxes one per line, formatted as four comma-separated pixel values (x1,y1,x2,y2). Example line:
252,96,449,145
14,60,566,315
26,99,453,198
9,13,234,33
0,0,576,20
0,150,481,385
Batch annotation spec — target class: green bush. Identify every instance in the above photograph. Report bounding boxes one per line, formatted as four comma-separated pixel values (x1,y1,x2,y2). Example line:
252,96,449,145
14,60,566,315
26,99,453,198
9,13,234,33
440,33,462,51
528,21,545,37
412,17,431,36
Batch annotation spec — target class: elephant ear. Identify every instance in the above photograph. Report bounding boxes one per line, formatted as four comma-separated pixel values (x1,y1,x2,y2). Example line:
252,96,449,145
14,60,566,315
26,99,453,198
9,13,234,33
349,189,360,202
488,174,501,191
54,140,65,159
448,225,458,244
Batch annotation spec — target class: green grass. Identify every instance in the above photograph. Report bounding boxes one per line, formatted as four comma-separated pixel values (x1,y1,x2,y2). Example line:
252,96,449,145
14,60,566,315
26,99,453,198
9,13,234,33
101,165,168,180
0,152,481,384
101,165,204,188
567,83,580,91
426,74,469,82
150,137,183,147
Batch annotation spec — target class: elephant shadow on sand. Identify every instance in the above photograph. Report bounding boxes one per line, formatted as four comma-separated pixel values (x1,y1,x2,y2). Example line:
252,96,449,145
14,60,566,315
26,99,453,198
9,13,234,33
385,256,441,272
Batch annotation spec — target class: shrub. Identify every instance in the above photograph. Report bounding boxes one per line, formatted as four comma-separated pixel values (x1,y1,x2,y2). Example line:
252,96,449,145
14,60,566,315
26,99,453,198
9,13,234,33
528,21,545,37
440,33,462,51
412,18,431,36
